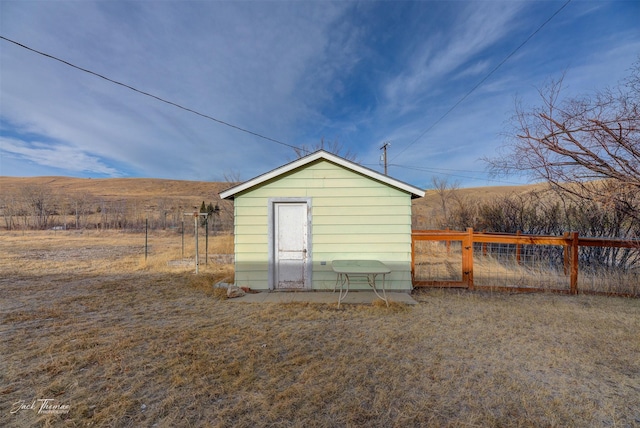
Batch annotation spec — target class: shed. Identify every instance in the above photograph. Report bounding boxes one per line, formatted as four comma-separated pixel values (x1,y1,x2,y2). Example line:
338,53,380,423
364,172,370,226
219,150,425,291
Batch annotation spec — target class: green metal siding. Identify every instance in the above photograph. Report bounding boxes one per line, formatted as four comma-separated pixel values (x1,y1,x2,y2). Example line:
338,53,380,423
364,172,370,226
233,160,414,290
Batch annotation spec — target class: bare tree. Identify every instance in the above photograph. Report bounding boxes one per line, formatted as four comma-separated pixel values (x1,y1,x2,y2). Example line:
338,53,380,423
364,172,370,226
0,191,19,230
486,59,640,219
67,192,93,229
223,170,242,184
293,137,358,162
156,198,172,230
431,176,460,227
22,184,56,229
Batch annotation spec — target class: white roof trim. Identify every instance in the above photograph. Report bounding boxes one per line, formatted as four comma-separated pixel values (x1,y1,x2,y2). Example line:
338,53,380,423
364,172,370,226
219,150,425,200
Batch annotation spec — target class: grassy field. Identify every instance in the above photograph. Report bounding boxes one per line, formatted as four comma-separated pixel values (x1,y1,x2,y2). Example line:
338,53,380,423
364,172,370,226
0,175,545,232
1,231,639,427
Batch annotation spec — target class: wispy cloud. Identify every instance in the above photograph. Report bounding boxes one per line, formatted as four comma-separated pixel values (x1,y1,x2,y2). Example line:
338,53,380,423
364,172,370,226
1,0,638,186
1,136,120,176
381,2,523,114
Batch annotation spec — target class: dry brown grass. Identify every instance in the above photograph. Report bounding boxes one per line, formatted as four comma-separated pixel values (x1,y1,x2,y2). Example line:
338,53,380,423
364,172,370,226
0,176,230,204
2,231,640,427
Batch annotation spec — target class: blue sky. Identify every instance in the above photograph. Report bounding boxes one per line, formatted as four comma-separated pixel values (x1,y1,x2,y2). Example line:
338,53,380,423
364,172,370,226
1,1,638,189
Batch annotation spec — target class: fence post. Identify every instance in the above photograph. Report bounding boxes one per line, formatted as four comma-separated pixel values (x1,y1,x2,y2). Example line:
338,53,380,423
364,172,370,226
465,227,474,290
145,217,148,261
194,213,199,274
516,230,521,265
205,216,209,265
411,232,415,283
570,232,579,294
563,232,570,275
446,227,451,256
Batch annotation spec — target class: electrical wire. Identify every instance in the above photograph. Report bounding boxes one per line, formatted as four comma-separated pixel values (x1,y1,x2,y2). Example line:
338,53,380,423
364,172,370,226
2,0,572,170
0,35,305,153
390,0,573,162
386,163,528,185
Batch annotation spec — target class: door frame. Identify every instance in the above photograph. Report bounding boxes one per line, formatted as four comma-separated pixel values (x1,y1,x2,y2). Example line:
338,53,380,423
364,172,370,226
268,198,312,290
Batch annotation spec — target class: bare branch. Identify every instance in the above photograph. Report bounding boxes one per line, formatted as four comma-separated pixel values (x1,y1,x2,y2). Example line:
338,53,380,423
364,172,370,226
485,57,640,220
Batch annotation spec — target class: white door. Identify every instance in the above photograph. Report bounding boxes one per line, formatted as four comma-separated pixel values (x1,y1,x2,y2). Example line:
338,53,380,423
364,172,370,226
274,203,308,289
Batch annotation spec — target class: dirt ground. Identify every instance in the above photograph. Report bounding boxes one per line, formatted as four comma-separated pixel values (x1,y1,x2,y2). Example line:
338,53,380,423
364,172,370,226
1,231,639,427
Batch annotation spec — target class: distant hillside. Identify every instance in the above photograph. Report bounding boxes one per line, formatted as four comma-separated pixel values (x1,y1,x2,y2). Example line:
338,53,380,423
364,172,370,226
1,176,544,201
0,176,546,230
0,176,238,230
413,182,549,229
0,176,232,207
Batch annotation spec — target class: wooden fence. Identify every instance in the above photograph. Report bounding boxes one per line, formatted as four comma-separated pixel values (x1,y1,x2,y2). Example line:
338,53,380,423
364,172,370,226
411,228,639,296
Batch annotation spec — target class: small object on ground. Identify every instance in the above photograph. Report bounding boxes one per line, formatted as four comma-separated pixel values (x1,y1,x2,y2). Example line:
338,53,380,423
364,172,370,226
240,286,260,294
214,281,231,289
227,285,246,298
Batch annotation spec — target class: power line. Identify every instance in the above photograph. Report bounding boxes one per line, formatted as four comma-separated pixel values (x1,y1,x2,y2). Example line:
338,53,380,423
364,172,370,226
0,35,304,153
387,163,528,185
391,0,573,161
403,165,486,174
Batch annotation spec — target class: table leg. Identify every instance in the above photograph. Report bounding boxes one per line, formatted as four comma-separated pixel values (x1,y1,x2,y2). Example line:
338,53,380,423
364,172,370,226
368,273,389,307
337,273,350,308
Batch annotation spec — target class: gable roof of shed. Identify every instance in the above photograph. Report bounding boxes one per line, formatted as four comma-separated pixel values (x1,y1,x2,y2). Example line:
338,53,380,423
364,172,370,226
219,150,425,200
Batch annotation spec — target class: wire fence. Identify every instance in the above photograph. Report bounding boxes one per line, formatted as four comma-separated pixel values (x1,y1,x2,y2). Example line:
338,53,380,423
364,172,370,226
473,242,569,291
412,229,640,297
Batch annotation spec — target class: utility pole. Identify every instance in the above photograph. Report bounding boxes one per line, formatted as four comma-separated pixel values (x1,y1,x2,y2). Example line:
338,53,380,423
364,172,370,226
380,142,390,175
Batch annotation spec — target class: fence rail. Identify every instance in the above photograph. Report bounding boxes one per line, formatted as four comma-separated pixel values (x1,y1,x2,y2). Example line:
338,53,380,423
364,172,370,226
411,228,640,296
